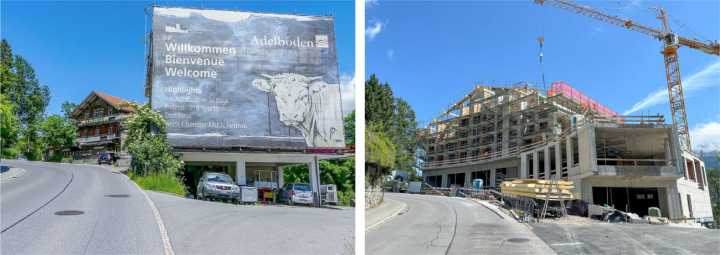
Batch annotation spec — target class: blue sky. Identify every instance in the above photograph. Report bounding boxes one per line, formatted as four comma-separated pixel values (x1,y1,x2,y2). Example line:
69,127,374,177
1,0,355,116
366,0,720,152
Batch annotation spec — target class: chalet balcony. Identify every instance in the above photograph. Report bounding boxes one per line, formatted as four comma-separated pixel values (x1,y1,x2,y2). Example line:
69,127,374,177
76,114,126,127
76,133,117,145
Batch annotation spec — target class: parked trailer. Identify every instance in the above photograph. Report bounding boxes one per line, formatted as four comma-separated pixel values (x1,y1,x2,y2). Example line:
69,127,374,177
320,184,338,205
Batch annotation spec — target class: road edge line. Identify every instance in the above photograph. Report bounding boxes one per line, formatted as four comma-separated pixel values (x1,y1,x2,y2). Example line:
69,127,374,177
365,200,407,232
0,167,25,182
110,168,175,255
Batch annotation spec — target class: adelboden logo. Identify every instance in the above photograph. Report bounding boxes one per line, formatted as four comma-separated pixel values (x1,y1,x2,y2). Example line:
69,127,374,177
250,35,329,48
315,35,328,48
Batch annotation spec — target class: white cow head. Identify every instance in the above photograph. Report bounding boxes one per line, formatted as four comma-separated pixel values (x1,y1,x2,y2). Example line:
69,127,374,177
252,73,327,126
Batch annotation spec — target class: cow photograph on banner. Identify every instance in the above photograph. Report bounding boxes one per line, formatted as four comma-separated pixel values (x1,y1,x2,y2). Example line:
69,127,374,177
149,6,345,149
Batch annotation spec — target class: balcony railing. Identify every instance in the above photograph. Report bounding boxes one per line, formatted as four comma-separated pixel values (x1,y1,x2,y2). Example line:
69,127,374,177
77,133,117,144
76,114,126,127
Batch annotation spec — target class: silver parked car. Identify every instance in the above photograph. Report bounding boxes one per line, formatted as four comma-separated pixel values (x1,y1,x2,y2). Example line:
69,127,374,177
196,172,240,204
279,182,313,206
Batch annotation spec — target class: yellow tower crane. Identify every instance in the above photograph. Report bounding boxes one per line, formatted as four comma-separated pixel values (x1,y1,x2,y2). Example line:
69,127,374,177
535,0,720,152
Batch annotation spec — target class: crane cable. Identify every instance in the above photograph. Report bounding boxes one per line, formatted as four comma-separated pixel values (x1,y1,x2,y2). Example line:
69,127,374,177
538,5,547,90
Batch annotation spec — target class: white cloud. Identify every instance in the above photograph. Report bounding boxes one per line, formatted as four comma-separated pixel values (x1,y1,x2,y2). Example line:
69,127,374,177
386,49,394,59
339,73,356,116
690,122,720,152
365,20,385,41
366,0,378,9
623,60,720,115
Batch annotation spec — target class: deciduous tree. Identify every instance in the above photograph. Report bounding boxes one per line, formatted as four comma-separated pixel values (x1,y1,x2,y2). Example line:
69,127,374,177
39,114,78,160
121,102,183,175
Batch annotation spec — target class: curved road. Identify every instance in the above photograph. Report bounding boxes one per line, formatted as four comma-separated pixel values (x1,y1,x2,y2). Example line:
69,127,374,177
1,160,164,254
366,193,555,255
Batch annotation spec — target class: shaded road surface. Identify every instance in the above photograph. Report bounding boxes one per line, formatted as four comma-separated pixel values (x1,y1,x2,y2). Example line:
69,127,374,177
0,160,164,254
531,222,720,254
147,191,355,254
366,193,555,254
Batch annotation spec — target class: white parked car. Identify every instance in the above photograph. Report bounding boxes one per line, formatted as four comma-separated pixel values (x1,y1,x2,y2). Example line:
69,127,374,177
196,172,240,204
279,182,313,206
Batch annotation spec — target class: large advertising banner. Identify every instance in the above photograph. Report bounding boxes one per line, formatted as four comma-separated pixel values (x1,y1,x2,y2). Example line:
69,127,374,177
150,6,345,148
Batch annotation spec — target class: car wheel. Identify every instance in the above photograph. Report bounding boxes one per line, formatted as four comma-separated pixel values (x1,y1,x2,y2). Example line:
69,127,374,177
322,200,326,206
289,199,294,206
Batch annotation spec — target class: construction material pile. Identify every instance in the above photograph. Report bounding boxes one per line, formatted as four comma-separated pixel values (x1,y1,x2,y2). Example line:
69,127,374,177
500,179,574,200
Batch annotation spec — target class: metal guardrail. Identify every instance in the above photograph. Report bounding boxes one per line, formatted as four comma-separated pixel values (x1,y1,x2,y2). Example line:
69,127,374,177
596,158,674,166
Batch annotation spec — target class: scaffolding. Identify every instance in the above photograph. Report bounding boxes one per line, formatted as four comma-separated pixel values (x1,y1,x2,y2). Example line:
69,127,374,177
421,80,625,169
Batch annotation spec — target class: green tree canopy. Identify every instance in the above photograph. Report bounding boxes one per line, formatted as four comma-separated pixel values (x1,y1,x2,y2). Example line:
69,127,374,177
0,94,20,158
121,102,182,175
365,74,424,184
39,114,78,151
365,74,395,128
344,110,356,144
61,101,78,119
0,39,51,159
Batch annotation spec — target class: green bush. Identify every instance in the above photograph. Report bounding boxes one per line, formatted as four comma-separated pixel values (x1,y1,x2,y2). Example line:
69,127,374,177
338,190,355,207
128,172,186,196
61,157,73,163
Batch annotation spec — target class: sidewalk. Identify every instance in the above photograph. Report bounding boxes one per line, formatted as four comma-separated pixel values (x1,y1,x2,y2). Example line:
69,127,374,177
365,196,406,230
1,166,25,182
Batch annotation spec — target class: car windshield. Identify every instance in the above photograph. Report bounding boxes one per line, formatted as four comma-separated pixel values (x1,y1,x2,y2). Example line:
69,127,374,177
207,174,233,184
294,184,311,191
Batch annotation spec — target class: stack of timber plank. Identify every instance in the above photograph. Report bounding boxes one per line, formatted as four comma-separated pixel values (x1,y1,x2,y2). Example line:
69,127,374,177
500,179,574,200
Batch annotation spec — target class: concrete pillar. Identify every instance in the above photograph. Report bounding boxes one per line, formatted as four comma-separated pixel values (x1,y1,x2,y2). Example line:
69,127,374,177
277,166,284,187
490,168,497,187
544,146,551,180
683,157,690,180
308,157,321,207
532,151,539,179
566,136,574,171
520,154,528,179
664,138,671,166
555,143,562,176
236,160,246,185
441,173,448,188
465,171,472,188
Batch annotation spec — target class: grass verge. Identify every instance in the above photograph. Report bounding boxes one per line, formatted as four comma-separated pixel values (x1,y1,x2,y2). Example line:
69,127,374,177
127,172,186,196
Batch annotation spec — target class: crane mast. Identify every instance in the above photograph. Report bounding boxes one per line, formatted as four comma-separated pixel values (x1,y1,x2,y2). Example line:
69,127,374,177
535,0,720,152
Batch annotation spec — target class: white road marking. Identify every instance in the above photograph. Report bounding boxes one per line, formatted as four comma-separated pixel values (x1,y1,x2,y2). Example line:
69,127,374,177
365,201,408,232
550,242,583,246
108,167,175,255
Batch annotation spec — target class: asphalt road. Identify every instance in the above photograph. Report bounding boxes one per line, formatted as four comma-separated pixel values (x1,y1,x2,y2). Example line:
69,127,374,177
0,160,165,254
531,222,720,254
366,193,555,255
147,191,355,254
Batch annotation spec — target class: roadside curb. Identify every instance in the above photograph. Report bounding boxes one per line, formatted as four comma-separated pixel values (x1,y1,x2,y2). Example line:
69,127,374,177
365,200,407,232
1,167,25,182
151,190,185,198
107,167,175,255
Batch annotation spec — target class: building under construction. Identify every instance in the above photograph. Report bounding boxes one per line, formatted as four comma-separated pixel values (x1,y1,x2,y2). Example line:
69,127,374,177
420,80,712,221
